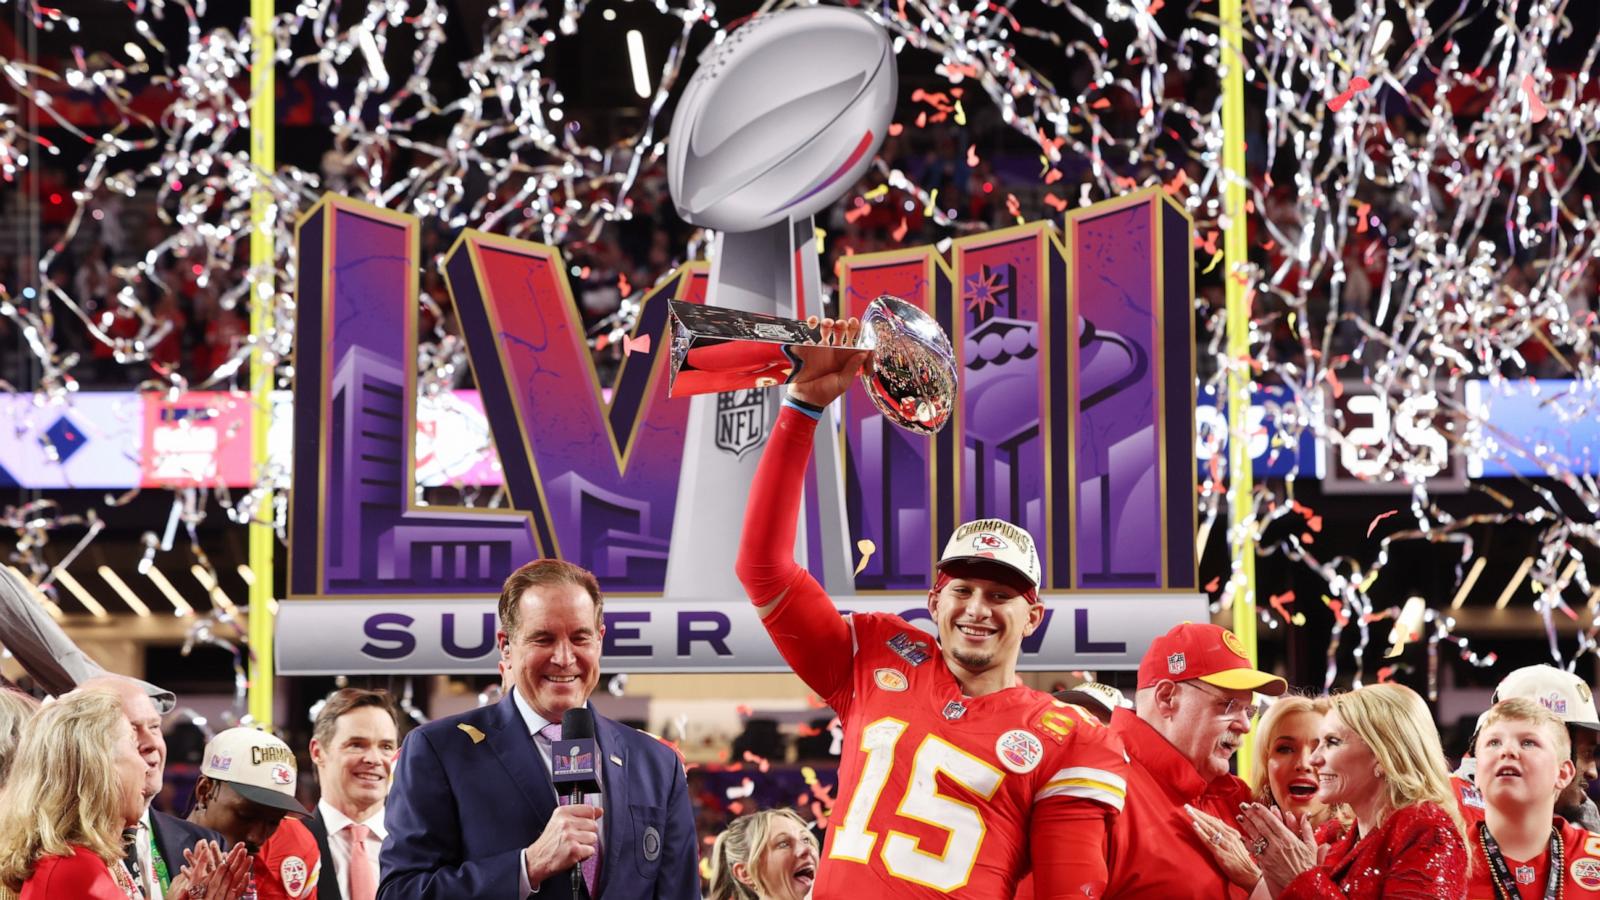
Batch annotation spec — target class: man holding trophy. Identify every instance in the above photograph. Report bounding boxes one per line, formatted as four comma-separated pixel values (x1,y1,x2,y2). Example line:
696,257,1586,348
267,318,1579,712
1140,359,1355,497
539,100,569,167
718,312,1130,898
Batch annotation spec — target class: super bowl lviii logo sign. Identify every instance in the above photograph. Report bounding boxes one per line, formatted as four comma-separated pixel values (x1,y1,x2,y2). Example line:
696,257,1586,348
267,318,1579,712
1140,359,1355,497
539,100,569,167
276,188,1202,674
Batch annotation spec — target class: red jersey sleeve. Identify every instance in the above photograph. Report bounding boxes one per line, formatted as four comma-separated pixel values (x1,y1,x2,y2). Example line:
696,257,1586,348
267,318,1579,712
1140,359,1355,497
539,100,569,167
253,818,321,900
736,403,855,707
1030,702,1130,814
1023,702,1128,899
1027,801,1115,899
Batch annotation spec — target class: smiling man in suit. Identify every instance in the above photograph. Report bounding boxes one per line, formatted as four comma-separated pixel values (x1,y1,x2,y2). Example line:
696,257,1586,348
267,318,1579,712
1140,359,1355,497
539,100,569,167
379,559,699,899
306,688,400,900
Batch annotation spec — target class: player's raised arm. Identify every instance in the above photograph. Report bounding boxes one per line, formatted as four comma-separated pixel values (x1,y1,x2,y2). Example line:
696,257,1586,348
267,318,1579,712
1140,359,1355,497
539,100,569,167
733,317,870,703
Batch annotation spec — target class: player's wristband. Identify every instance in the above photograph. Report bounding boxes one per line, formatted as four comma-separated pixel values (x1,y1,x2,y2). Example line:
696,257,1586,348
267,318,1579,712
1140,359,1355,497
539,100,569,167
782,396,826,420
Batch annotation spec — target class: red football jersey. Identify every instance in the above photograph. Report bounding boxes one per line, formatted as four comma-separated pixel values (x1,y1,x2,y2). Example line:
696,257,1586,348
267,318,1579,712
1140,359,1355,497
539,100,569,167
252,817,320,900
767,601,1128,897
1467,818,1600,900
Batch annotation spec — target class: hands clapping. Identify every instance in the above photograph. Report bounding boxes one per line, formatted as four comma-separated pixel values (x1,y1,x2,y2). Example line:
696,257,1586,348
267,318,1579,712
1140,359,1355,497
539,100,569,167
167,840,251,899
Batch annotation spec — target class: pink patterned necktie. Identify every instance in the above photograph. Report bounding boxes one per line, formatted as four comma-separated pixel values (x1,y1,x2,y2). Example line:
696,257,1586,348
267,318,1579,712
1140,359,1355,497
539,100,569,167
345,823,377,900
540,721,599,897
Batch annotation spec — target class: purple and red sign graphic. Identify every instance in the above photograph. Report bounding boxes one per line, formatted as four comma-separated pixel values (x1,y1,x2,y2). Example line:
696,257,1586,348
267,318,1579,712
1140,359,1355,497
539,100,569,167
288,189,1195,600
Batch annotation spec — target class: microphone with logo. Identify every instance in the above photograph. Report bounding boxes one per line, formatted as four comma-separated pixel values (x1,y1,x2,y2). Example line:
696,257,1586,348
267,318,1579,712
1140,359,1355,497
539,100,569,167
552,708,601,898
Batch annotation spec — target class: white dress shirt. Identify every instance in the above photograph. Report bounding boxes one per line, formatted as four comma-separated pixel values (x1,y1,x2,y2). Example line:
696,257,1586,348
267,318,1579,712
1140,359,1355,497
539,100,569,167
318,799,386,899
135,808,165,900
513,689,605,897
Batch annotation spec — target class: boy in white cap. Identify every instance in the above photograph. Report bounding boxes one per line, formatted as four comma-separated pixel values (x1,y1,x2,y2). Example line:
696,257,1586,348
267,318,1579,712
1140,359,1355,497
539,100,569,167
1453,664,1600,830
188,727,321,899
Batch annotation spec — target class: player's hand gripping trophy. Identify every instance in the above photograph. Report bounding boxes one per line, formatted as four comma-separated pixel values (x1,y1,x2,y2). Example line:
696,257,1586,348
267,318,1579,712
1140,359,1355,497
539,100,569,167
667,295,958,434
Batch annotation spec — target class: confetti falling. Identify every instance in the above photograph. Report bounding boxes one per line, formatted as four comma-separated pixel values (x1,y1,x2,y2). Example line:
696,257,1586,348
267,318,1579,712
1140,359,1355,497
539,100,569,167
0,0,1593,695
852,539,877,577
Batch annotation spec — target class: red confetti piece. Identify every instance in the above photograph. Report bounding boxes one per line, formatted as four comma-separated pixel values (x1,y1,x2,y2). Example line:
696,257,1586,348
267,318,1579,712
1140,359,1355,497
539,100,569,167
735,704,753,718
618,273,631,297
1324,596,1348,627
729,801,745,815
622,333,650,357
1522,73,1548,123
966,144,979,167
1091,97,1111,109
1327,76,1372,112
1043,194,1068,212
888,123,903,136
1005,193,1021,219
742,750,772,774
1355,201,1371,233
892,217,909,241
1204,576,1221,592
594,333,610,351
845,203,872,224
1376,665,1398,683
1268,591,1295,622
1366,509,1399,538
1044,169,1063,185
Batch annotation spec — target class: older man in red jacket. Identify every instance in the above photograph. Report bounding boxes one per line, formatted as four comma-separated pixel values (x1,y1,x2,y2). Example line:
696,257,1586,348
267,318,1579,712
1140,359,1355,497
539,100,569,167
1106,622,1287,898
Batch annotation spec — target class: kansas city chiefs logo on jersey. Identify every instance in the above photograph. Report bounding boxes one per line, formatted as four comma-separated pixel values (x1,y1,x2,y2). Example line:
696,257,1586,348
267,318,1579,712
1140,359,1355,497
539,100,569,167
280,856,308,896
996,729,1044,774
1571,857,1600,890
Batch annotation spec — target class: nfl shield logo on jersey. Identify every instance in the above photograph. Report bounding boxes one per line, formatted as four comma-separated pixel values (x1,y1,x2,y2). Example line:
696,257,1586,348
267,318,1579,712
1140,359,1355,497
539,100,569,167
715,389,767,459
942,700,968,721
1167,652,1187,675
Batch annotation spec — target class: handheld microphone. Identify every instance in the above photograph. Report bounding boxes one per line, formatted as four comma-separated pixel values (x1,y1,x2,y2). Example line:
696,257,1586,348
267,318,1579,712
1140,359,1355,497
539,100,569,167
554,707,600,897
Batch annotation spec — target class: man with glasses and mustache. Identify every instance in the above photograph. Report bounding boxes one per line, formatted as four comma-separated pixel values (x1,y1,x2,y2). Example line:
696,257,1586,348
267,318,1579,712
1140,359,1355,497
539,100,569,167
1106,622,1287,898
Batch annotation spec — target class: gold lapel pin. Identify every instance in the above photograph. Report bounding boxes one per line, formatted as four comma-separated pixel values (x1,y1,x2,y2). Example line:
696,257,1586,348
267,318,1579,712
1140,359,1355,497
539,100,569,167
458,724,486,744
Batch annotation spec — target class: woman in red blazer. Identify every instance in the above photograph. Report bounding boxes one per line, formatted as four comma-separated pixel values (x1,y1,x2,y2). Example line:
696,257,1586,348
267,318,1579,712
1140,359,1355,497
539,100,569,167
1236,683,1469,900
0,688,248,899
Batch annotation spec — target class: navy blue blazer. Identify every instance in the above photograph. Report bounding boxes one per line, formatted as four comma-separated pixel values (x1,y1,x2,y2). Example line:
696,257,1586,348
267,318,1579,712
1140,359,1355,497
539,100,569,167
378,694,700,900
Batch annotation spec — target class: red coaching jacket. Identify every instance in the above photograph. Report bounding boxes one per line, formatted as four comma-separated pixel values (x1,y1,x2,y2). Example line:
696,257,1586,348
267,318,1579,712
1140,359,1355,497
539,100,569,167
1103,707,1255,898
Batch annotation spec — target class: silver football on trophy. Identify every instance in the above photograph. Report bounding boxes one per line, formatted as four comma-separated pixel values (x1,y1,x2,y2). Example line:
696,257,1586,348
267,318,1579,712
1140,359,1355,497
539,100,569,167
854,296,957,435
667,294,957,435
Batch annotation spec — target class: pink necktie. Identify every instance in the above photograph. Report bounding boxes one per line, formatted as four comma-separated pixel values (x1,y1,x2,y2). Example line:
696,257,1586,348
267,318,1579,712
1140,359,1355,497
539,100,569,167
346,823,378,900
541,722,599,896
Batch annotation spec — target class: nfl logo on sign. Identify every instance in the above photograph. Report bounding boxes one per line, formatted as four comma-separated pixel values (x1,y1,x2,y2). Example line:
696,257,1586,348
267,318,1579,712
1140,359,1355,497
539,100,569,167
1168,652,1187,675
715,389,768,459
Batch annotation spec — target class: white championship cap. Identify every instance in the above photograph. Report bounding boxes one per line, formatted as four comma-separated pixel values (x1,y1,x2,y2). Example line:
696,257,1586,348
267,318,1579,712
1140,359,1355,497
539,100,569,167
199,727,311,815
937,518,1043,590
1492,664,1600,732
